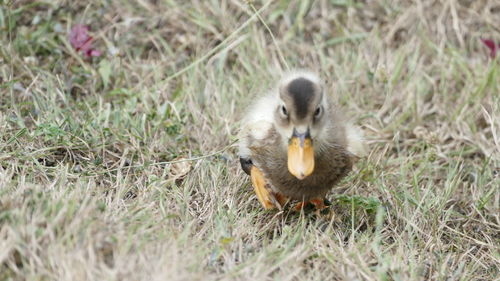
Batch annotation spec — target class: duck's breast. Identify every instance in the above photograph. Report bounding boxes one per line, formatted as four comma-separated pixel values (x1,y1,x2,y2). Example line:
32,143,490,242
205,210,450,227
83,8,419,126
251,130,353,201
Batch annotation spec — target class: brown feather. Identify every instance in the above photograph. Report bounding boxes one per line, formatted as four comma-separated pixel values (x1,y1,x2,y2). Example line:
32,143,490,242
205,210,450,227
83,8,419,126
248,124,353,201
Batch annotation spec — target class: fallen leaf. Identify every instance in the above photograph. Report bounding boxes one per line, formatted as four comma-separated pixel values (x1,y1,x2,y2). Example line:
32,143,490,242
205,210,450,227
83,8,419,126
481,38,499,58
168,158,192,181
69,24,101,58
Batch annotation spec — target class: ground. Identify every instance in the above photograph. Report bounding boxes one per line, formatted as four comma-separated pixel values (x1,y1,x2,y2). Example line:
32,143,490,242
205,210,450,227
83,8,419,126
0,0,499,280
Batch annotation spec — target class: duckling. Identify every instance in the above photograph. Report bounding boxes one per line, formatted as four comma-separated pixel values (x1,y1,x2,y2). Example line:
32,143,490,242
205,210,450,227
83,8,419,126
238,70,365,211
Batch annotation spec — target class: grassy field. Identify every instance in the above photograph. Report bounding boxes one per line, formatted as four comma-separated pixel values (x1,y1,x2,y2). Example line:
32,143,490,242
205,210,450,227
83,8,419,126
1,0,499,280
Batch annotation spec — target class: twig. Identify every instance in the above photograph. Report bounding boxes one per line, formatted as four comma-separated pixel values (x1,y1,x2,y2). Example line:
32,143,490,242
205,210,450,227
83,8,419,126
247,0,290,71
99,141,238,174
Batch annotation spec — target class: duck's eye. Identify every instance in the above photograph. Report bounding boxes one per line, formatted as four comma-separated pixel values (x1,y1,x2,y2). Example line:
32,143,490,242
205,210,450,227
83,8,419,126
280,105,288,116
314,106,322,117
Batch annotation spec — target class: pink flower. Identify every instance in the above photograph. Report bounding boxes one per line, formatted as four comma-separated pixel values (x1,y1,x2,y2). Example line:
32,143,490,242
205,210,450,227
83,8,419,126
69,24,101,58
481,38,499,58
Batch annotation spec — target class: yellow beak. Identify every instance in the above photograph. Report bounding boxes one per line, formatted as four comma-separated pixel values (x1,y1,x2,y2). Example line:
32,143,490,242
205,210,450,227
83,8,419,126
287,129,314,180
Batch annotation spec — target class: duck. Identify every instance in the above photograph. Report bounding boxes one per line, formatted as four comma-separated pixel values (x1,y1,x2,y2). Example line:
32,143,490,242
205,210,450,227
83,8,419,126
238,70,366,211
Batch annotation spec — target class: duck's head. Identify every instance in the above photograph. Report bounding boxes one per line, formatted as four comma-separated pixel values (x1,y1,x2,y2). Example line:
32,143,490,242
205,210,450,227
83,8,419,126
274,71,328,180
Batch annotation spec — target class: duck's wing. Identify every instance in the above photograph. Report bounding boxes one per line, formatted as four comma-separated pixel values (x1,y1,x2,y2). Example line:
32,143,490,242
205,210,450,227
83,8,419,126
237,93,277,166
238,94,286,209
345,123,367,160
238,120,283,210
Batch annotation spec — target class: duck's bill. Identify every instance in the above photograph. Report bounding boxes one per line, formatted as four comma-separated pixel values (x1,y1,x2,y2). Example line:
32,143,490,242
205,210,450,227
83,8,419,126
287,131,314,180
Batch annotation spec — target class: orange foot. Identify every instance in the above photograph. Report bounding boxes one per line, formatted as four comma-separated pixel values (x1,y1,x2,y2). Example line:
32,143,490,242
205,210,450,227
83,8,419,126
250,166,289,210
294,198,328,213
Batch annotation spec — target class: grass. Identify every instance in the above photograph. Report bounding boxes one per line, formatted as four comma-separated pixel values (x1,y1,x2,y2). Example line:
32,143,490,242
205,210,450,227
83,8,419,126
1,0,499,280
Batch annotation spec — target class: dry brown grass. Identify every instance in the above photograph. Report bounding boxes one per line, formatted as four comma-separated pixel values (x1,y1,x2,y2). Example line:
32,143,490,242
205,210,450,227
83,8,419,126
0,0,499,280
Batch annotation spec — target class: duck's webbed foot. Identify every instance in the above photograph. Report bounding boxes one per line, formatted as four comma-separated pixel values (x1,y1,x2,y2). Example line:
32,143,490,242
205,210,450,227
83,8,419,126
294,198,332,216
250,166,288,210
